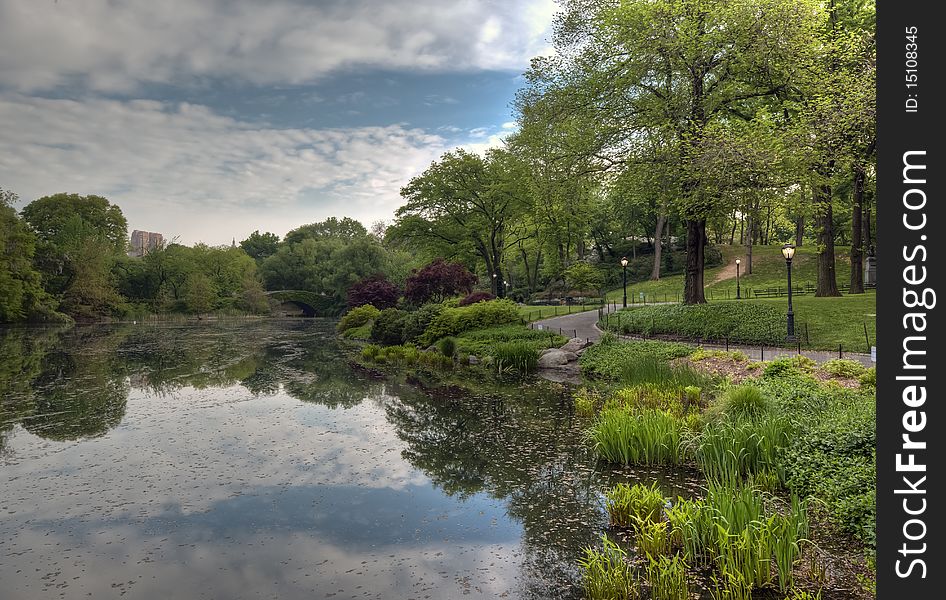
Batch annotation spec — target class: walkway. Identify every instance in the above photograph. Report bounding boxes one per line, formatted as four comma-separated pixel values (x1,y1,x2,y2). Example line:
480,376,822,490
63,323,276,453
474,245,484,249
531,306,873,367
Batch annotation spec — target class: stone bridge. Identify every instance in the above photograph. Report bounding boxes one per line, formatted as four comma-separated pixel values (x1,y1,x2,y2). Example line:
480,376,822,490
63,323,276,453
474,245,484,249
265,290,339,317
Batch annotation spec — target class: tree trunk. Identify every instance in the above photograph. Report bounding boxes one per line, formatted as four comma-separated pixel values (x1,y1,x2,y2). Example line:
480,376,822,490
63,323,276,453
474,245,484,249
849,164,866,294
864,205,872,251
795,215,804,247
729,210,737,245
814,182,841,297
683,219,707,304
745,212,754,275
650,213,665,280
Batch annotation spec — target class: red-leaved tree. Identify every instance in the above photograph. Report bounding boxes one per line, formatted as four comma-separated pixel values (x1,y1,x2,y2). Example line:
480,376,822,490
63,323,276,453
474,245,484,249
347,274,400,309
458,291,495,306
404,258,477,305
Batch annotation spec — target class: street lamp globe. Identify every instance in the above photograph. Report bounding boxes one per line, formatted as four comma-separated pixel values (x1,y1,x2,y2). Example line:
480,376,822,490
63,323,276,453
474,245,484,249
735,259,740,265
781,244,796,260
620,257,629,267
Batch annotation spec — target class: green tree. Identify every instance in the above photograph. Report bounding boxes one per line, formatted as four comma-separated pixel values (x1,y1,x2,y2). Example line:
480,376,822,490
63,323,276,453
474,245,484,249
0,188,55,322
239,230,280,262
184,272,216,316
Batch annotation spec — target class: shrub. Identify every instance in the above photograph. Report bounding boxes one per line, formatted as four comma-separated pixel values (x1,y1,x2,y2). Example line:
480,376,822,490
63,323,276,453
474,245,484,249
401,302,446,345
437,336,456,358
691,348,748,362
458,291,495,306
821,358,867,378
337,304,380,332
859,366,876,388
342,322,372,340
346,274,400,309
419,299,522,346
404,258,477,305
418,350,455,371
763,355,816,378
603,303,785,345
361,344,381,361
370,308,409,346
493,341,539,373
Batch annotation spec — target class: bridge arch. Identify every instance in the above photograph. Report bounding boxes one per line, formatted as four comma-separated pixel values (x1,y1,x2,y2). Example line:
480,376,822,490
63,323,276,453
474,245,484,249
265,290,339,317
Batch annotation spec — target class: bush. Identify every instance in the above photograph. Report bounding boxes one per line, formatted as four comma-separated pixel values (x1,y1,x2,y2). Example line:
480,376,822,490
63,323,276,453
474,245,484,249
337,304,380,332
342,322,372,340
458,291,495,306
822,358,867,378
404,258,477,305
437,336,456,358
346,274,400,309
859,366,876,388
400,302,445,344
603,302,785,345
762,355,816,378
370,308,409,346
419,299,522,346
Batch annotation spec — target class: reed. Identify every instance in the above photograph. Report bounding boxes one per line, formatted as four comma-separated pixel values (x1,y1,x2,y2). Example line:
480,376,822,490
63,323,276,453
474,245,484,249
635,518,671,557
493,341,539,373
588,408,686,465
604,481,667,528
578,535,635,600
645,553,689,600
695,417,790,484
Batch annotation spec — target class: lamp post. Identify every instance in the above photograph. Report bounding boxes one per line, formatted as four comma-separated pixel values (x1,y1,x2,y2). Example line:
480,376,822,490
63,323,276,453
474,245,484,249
735,259,741,299
781,244,796,342
621,256,629,308
492,272,499,298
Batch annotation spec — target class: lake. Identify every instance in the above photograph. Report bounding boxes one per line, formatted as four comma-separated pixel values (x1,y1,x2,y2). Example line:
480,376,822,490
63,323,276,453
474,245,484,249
0,320,697,599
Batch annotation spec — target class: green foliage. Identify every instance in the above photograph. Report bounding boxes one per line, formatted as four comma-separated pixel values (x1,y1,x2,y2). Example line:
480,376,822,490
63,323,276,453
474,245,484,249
604,303,786,345
711,386,771,421
419,299,522,346
183,273,216,316
588,408,687,465
400,302,446,344
858,366,876,388
821,358,866,378
492,341,538,373
437,336,456,358
696,417,791,485
763,356,817,378
341,322,372,340
563,261,604,292
604,481,666,528
645,553,689,600
337,304,381,333
370,308,409,346
691,348,748,363
360,344,381,361
239,230,280,262
578,536,634,600
0,189,57,322
455,324,566,357
618,355,711,390
573,387,602,418
579,339,694,380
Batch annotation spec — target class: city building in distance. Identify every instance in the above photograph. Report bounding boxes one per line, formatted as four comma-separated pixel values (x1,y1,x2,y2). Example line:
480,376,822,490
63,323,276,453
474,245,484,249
128,230,164,257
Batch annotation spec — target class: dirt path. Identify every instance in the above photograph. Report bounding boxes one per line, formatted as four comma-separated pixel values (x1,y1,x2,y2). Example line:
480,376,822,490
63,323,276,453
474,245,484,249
712,259,739,284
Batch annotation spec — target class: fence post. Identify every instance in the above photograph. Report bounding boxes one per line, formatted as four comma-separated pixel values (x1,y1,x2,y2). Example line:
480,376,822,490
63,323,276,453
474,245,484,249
760,345,764,361
725,337,729,351
805,322,810,346
839,344,843,359
864,322,871,353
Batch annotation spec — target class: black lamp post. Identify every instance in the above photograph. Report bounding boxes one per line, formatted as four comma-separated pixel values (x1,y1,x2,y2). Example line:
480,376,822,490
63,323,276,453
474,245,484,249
621,256,629,308
781,244,796,341
735,259,741,299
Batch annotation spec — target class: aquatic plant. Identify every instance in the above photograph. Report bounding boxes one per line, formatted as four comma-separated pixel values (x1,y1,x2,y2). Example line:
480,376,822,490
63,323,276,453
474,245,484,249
695,417,790,484
588,408,686,465
578,535,635,600
604,481,666,528
635,518,671,557
493,341,538,373
645,553,689,600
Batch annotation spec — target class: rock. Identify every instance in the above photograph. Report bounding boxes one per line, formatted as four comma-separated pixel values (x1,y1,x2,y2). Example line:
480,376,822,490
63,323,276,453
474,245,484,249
539,348,557,357
560,337,593,354
468,355,480,365
537,349,579,368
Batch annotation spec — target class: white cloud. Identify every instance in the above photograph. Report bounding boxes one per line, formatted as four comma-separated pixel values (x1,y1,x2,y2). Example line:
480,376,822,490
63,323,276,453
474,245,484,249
0,94,451,244
0,0,558,93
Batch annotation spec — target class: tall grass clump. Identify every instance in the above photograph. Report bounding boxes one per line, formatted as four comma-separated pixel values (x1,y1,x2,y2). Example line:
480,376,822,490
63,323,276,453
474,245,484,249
578,535,635,600
619,355,710,390
695,417,790,484
645,553,690,600
493,341,539,373
604,481,666,528
711,385,771,421
636,518,672,556
437,336,456,358
588,408,686,465
573,387,602,418
821,358,867,378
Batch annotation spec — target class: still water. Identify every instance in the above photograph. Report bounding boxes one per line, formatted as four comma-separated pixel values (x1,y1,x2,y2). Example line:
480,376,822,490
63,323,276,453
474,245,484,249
1,320,696,599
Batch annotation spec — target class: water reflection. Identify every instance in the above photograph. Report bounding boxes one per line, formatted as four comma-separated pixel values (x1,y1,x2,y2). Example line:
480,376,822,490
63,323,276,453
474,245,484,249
0,320,701,599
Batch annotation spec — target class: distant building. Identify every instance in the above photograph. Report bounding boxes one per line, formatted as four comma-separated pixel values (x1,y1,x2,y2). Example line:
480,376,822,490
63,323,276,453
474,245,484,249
128,230,164,257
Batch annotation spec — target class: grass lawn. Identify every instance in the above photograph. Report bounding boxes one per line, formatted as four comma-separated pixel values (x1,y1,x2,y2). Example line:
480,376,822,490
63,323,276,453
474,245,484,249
519,303,598,321
605,244,855,303
752,291,876,352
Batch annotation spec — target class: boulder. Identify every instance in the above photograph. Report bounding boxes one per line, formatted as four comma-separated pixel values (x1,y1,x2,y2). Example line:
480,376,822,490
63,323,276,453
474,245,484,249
560,337,593,354
468,355,480,365
537,349,579,369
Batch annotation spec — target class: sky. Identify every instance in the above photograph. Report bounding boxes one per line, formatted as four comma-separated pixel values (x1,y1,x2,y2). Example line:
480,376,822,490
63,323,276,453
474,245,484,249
0,0,558,245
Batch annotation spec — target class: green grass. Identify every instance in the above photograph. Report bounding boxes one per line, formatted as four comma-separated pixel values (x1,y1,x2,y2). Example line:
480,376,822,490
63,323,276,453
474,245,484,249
579,338,695,379
753,292,876,351
578,536,635,600
605,244,854,302
587,407,688,465
455,324,567,357
604,481,667,528
519,303,599,321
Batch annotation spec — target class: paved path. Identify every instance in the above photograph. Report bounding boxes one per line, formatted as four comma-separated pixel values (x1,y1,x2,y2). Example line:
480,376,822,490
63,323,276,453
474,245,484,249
531,306,874,367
